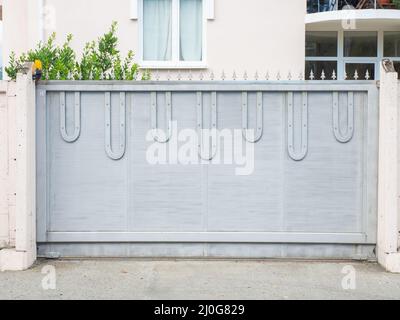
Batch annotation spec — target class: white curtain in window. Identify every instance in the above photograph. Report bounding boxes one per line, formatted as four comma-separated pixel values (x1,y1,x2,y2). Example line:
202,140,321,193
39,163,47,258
143,0,172,61
180,0,202,61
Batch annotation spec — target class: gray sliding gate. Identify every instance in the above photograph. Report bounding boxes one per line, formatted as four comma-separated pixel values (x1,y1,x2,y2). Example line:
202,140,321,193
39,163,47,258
36,81,379,259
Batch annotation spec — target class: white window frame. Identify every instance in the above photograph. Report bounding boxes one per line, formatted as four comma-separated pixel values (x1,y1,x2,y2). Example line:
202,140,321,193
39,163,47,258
138,0,207,69
305,29,400,80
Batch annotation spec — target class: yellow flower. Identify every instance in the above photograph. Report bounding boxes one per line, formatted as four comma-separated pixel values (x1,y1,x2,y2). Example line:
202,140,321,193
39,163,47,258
34,59,42,70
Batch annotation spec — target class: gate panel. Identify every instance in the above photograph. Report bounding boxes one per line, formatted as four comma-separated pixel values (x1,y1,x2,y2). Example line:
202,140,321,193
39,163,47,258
47,92,128,232
283,92,364,233
36,82,378,256
208,92,284,232
129,92,204,231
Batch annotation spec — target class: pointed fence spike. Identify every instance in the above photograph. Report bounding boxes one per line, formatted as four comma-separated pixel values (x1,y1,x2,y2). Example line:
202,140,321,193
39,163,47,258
199,72,204,81
210,71,215,81
188,70,193,81
243,71,248,81
354,70,359,80
265,71,270,81
221,70,226,81
287,72,292,81
365,69,370,80
254,71,259,81
321,69,326,80
309,69,314,80
276,72,281,81
331,70,337,80
232,71,237,81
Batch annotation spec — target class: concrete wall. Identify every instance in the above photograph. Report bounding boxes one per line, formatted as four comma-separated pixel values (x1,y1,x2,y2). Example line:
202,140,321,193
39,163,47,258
377,63,400,273
2,0,306,79
0,64,36,271
0,80,16,249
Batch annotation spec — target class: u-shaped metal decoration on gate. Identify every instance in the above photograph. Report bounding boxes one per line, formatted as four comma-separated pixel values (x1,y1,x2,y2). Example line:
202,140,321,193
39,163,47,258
60,92,81,143
242,92,263,143
332,92,354,143
150,92,172,143
197,92,218,161
287,92,308,161
104,92,126,160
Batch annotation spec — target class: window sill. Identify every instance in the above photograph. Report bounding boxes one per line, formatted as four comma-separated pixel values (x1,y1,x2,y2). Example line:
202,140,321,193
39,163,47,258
139,62,208,70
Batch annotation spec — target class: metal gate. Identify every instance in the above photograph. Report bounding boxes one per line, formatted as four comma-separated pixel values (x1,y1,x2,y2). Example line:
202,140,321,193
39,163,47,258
36,81,379,258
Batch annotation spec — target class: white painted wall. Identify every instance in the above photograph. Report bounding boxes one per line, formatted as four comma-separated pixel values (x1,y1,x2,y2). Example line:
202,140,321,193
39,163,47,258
0,64,36,271
0,80,16,250
2,0,306,79
377,63,400,273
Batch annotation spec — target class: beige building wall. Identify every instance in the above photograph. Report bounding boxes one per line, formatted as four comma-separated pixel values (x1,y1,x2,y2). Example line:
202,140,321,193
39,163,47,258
2,0,306,79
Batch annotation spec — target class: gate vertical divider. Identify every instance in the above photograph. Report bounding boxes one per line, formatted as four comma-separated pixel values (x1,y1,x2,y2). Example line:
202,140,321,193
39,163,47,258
197,91,218,161
365,87,379,243
36,89,48,242
126,92,134,233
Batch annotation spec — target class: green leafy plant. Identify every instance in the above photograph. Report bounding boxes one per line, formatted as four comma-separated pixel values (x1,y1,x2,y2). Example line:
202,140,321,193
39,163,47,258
393,0,400,9
5,22,147,81
5,52,26,80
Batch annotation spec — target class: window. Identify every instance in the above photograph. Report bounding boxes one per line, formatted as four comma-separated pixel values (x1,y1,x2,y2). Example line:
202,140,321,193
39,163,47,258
345,63,375,80
384,32,400,57
343,31,377,80
305,61,337,80
141,0,204,68
344,31,377,57
306,31,337,57
384,32,400,79
305,31,381,81
305,32,338,80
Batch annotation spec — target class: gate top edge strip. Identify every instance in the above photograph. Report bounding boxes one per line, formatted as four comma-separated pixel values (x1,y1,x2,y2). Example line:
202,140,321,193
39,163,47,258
36,80,377,92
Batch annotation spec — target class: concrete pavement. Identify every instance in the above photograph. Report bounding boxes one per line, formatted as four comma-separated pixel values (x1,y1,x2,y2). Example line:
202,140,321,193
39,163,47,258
0,259,399,300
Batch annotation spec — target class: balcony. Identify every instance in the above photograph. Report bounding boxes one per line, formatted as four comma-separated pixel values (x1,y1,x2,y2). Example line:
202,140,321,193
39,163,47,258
306,0,400,29
307,0,398,14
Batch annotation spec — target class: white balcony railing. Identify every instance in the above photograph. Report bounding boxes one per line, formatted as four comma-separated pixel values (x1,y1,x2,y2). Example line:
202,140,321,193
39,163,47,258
307,0,396,14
